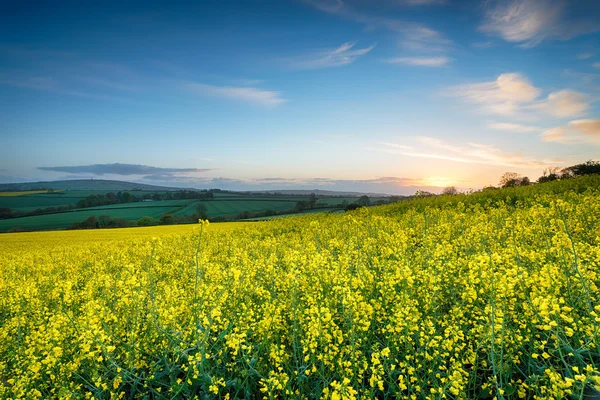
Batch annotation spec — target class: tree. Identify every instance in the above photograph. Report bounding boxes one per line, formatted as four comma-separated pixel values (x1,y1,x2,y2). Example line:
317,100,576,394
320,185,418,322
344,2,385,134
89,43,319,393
499,172,530,188
97,215,111,228
561,160,600,178
160,213,174,225
538,167,560,183
415,190,435,197
122,192,133,203
499,172,521,188
442,186,458,195
357,195,370,207
196,204,208,220
308,193,318,208
138,216,158,226
295,201,308,212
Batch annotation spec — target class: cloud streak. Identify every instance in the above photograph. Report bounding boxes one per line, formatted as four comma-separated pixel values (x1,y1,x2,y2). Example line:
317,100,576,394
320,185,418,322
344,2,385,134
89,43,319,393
305,0,452,52
38,163,211,176
386,56,451,67
487,122,540,133
287,41,376,69
373,137,561,169
183,83,286,107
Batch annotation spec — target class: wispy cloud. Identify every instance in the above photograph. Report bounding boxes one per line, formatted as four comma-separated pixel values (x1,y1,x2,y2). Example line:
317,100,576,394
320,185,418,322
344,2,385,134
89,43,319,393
487,122,540,133
594,62,600,70
0,74,132,102
446,72,591,118
472,41,494,49
74,76,142,92
480,0,599,47
183,83,286,107
1,49,143,101
287,41,376,69
397,0,446,4
373,137,561,168
305,0,452,52
386,56,451,67
376,141,414,150
37,163,211,176
577,52,595,60
542,119,600,144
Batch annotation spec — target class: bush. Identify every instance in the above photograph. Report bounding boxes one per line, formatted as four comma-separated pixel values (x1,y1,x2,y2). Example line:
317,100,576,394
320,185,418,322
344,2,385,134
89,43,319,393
137,216,159,227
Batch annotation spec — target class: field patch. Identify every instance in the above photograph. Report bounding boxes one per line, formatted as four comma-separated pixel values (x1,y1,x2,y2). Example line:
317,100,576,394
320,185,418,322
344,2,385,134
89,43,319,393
0,190,59,197
0,206,180,232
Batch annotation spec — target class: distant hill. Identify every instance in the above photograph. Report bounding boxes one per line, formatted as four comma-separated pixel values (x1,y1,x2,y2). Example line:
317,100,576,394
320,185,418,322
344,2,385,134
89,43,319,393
251,189,395,197
0,179,397,197
0,179,184,192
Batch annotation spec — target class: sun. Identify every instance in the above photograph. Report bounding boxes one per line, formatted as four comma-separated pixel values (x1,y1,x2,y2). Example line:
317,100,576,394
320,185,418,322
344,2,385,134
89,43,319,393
423,176,456,187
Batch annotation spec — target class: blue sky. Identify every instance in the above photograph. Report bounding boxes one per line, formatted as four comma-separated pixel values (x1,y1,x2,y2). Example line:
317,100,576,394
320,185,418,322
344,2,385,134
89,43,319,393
1,0,599,194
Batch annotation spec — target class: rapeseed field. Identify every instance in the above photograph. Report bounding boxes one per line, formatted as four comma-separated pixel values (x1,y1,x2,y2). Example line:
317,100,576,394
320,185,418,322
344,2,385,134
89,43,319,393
1,176,599,399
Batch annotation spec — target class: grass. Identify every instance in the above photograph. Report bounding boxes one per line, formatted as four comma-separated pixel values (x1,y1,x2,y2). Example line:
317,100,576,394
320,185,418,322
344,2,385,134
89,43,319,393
0,190,58,197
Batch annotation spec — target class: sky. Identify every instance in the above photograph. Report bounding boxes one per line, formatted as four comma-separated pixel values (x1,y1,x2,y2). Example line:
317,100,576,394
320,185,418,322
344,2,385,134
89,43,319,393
1,0,599,195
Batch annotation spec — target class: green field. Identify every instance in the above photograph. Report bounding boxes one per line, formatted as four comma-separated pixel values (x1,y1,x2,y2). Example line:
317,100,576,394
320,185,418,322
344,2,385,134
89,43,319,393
0,207,180,232
173,199,298,218
0,179,393,232
0,190,184,212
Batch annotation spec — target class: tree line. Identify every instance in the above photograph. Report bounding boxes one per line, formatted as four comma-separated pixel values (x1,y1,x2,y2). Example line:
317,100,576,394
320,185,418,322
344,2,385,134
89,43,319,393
0,190,215,219
435,160,600,196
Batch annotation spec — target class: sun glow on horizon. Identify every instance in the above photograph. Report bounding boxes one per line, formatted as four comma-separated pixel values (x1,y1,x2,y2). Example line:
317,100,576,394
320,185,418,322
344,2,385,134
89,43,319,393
421,176,457,188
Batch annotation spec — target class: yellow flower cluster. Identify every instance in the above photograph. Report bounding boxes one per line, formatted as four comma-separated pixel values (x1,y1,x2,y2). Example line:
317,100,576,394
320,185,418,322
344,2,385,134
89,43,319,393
1,180,599,399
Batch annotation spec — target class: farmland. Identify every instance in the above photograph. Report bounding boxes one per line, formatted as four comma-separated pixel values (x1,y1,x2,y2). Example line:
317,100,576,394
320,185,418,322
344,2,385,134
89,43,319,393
1,175,599,398
0,180,389,232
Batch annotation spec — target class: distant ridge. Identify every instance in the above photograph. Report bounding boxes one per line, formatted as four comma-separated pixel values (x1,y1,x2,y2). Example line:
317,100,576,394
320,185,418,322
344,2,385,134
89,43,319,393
0,179,397,197
0,179,184,192
251,189,394,197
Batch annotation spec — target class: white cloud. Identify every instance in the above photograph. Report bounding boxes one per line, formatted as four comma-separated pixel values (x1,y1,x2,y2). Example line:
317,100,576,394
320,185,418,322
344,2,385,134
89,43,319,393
184,83,285,107
288,41,375,69
533,90,589,118
487,122,540,133
448,72,590,118
542,119,600,144
386,56,451,67
374,137,561,168
480,0,598,47
447,72,540,115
